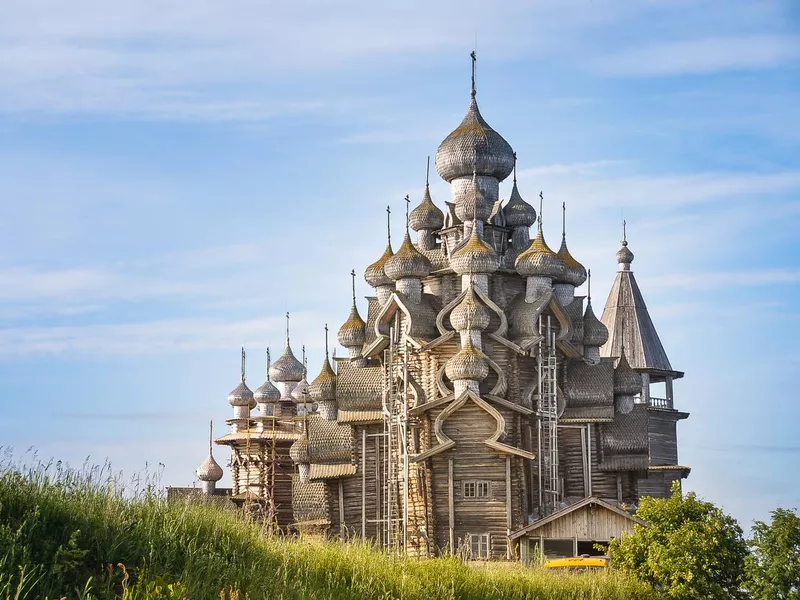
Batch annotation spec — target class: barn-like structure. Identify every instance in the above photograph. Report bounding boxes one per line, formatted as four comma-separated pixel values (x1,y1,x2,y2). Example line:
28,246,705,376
186,57,689,561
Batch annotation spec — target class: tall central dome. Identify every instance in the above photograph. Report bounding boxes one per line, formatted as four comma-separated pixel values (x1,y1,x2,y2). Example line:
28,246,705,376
435,55,515,183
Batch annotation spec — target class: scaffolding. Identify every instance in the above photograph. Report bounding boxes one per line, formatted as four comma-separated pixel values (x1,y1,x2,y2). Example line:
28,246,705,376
537,314,559,517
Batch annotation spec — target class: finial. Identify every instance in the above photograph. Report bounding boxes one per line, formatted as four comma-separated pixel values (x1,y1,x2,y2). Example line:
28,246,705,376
562,201,566,239
405,194,410,231
538,191,544,229
302,344,307,376
386,205,392,245
241,347,246,382
426,156,430,188
587,269,592,301
209,420,214,455
470,50,477,98
324,324,329,359
350,269,357,304
266,347,272,380
513,152,517,184
622,219,628,246
621,320,626,354
285,312,290,345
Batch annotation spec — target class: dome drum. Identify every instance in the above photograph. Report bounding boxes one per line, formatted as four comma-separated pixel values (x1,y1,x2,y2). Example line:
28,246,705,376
376,284,395,306
233,404,250,420
615,394,635,415
318,399,337,421
395,277,422,304
524,275,553,302
416,230,437,251
553,282,576,307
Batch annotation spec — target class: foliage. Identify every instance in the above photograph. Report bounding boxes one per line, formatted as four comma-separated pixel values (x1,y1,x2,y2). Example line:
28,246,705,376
0,449,656,599
744,507,800,600
607,481,748,600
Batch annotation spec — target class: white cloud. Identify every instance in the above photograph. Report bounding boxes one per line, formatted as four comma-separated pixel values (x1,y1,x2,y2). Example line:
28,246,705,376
644,269,800,291
593,35,800,77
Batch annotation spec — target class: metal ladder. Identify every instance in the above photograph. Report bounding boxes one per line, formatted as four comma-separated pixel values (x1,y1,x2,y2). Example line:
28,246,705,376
537,315,560,516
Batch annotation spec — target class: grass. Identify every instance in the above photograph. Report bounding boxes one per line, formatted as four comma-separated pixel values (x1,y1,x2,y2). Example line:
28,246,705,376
0,450,658,599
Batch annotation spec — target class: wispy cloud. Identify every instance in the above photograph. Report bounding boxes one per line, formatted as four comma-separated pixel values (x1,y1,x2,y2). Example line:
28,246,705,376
644,269,800,291
593,35,800,77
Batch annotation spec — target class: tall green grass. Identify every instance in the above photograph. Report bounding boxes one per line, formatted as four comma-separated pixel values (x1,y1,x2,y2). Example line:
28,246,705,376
0,449,657,599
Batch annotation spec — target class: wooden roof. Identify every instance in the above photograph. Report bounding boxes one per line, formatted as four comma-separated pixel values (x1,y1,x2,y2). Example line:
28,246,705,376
510,496,644,541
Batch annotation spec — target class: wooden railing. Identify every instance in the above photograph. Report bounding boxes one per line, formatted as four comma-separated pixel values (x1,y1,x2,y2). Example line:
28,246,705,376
648,396,673,410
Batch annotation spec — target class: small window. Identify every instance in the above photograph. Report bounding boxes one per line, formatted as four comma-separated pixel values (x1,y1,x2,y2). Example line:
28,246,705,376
463,479,491,499
469,533,490,559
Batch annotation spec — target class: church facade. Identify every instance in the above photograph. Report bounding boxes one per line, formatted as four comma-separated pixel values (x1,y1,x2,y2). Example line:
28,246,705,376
190,59,689,561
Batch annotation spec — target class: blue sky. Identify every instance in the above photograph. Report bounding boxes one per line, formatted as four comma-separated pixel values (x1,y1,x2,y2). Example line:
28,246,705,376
0,0,798,527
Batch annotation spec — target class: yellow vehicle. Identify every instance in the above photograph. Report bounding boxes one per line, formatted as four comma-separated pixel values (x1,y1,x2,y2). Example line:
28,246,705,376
544,555,610,572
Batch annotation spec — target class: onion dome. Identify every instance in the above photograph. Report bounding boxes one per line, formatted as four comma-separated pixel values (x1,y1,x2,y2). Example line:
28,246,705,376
228,380,255,408
338,304,366,349
450,286,491,332
435,88,514,183
445,336,489,382
292,376,310,403
410,183,444,232
617,240,634,267
270,343,304,383
583,301,609,347
310,356,337,402
289,434,310,465
364,242,394,287
503,181,536,228
450,224,500,275
384,232,433,280
614,347,641,396
557,237,587,287
254,377,280,403
515,222,566,280
196,453,223,482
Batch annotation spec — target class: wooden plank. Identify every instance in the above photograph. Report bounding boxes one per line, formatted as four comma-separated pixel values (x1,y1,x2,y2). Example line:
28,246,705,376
448,457,454,552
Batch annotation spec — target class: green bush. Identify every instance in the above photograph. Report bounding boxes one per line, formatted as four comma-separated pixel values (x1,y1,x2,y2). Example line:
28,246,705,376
0,452,656,599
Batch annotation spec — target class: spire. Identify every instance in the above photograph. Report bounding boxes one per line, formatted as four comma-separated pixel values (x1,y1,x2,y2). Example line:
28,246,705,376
513,151,517,184
616,219,635,270
562,201,566,240
470,50,477,98
587,269,592,302
556,201,587,287
426,155,430,188
241,347,246,382
387,204,392,246
351,268,357,305
324,323,329,359
208,419,214,455
405,194,411,232
285,312,290,346
339,269,367,353
266,347,272,381
302,344,307,377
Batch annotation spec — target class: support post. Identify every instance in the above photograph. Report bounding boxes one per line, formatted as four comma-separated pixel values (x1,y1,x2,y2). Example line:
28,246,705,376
506,456,512,559
448,458,454,553
362,428,367,537
339,479,345,539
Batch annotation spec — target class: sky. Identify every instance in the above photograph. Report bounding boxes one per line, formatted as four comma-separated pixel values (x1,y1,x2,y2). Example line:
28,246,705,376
0,0,798,528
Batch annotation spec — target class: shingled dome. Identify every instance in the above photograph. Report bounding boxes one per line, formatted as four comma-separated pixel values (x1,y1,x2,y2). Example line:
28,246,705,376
227,380,255,408
445,337,489,382
269,344,305,383
449,225,500,275
503,181,536,228
515,223,566,280
384,232,432,280
364,243,394,288
409,185,445,232
196,453,223,482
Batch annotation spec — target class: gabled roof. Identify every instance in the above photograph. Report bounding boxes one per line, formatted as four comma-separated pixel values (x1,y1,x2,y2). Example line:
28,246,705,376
510,496,645,540
600,269,675,375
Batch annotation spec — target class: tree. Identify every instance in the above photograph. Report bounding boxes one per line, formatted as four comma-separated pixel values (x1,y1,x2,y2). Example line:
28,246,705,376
607,481,748,599
744,507,800,600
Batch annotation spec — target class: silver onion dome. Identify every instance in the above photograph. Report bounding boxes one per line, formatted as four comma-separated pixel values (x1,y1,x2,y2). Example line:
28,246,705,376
445,337,489,382
289,434,310,465
409,184,444,232
310,355,337,402
617,241,634,266
556,237,588,287
228,380,255,408
450,286,491,332
503,181,536,228
449,224,500,275
269,343,305,383
515,223,566,280
338,304,366,349
196,453,223,482
254,378,280,403
364,242,394,288
614,348,641,397
435,96,514,183
292,376,310,403
583,301,609,347
384,232,433,281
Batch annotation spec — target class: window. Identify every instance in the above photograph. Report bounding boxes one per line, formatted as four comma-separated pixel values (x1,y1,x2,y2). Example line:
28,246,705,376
469,533,490,559
463,479,491,499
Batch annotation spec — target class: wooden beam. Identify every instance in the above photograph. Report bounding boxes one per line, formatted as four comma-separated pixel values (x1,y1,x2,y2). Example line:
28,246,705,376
362,428,366,537
339,479,345,539
506,456,512,560
448,458,454,552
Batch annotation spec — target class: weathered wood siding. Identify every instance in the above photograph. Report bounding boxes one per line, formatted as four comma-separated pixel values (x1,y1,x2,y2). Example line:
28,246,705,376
648,412,679,465
532,504,637,541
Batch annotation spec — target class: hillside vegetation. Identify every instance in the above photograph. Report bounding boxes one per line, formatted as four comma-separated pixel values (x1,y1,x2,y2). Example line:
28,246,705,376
0,455,656,600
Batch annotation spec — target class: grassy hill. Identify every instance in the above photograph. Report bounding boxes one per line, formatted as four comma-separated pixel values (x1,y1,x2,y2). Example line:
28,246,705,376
0,456,656,600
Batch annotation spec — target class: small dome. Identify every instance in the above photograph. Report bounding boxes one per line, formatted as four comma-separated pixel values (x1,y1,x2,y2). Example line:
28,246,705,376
310,356,337,401
409,185,444,231
289,435,310,465
502,181,536,228
228,380,255,409
454,171,493,223
291,377,310,402
254,378,280,403
556,237,587,287
364,243,394,288
445,337,489,382
617,241,634,266
450,286,491,332
449,225,500,275
435,96,515,183
269,344,305,383
515,224,566,280
583,301,609,347
196,453,223,482
384,232,433,280
337,304,366,349
614,348,641,396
